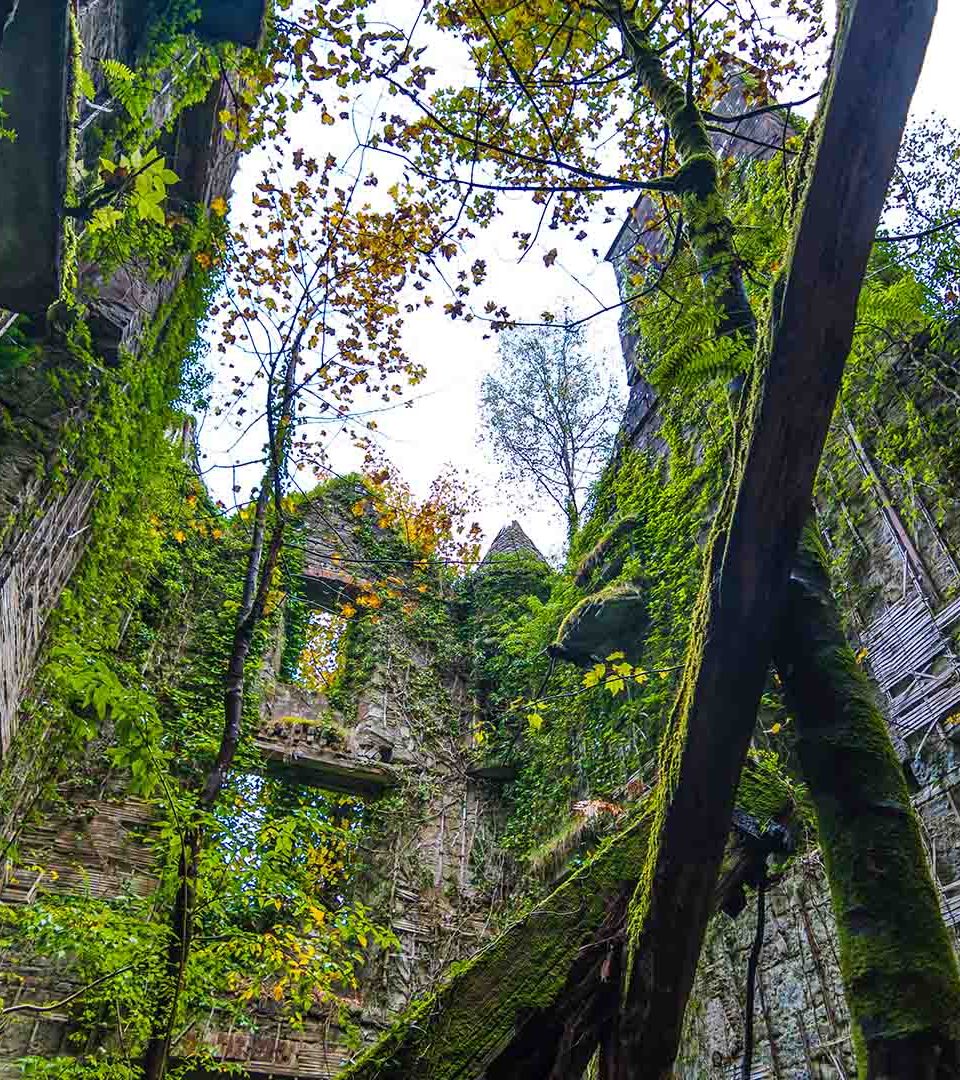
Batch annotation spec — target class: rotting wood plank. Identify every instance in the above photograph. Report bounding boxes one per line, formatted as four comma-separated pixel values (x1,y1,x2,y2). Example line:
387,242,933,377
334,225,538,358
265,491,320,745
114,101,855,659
337,811,654,1080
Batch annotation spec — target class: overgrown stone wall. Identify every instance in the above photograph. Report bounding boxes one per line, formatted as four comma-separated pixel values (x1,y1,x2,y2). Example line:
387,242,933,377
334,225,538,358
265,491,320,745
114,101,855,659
0,0,246,765
679,856,856,1080
0,483,510,1077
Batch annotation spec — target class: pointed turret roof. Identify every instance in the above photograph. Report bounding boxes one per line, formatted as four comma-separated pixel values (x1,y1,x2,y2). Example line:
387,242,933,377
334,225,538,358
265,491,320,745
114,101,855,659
480,520,547,568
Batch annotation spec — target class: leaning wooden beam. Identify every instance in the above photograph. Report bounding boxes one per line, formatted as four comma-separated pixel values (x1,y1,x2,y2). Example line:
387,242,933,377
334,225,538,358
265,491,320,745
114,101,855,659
776,527,960,1075
615,2,937,1076
339,764,798,1080
338,811,652,1080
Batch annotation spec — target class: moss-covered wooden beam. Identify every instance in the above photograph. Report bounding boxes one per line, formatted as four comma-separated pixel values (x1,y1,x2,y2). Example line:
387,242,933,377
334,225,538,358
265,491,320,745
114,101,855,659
776,526,960,1076
337,811,652,1080
608,3,937,1076
338,765,797,1080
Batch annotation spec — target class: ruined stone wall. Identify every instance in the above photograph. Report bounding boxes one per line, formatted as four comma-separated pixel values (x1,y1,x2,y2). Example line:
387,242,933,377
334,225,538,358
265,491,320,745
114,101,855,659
608,255,960,1080
0,0,250,766
0,489,510,1078
679,856,856,1080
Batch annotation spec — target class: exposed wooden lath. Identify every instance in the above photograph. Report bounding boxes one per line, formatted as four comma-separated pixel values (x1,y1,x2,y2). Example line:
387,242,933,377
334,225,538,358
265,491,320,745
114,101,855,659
0,477,97,755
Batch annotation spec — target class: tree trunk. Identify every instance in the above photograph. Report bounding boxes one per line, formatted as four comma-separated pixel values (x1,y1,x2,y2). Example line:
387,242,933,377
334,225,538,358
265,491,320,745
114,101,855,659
142,828,200,1080
774,525,960,1078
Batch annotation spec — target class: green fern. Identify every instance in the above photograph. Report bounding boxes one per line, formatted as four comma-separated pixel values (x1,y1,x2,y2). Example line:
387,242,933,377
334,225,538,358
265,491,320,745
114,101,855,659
100,58,149,120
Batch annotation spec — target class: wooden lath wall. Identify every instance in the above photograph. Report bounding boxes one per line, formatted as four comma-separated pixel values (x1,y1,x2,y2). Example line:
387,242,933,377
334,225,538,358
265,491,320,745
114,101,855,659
0,477,97,754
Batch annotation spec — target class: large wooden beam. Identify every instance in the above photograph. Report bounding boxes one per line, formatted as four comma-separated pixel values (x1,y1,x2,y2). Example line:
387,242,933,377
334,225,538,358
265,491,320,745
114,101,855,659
338,812,652,1080
776,528,960,1073
615,2,937,1075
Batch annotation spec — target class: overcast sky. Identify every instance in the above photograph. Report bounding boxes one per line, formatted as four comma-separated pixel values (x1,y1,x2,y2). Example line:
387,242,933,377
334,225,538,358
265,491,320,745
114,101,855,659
197,5,959,565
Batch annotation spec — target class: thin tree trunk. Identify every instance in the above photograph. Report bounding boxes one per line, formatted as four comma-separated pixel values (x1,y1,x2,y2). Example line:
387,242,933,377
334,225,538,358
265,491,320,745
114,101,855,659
774,525,960,1077
141,342,299,1079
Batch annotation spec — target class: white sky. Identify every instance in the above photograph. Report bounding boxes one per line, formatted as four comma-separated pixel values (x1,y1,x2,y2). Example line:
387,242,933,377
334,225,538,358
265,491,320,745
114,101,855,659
197,5,959,565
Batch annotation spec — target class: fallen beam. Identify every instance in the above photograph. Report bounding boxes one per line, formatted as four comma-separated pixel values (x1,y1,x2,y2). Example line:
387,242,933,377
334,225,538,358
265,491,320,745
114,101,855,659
776,527,960,1074
615,2,938,1074
338,810,653,1080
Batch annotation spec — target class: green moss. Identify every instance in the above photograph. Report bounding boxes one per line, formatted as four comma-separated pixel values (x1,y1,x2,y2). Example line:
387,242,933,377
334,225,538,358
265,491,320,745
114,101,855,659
778,528,960,1070
573,514,642,588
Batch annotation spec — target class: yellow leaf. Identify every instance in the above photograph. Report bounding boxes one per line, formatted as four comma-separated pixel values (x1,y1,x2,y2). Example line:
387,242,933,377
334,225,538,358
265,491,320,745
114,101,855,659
583,662,606,688
210,195,228,217
606,651,626,661
527,712,544,731
173,529,186,543
340,603,357,618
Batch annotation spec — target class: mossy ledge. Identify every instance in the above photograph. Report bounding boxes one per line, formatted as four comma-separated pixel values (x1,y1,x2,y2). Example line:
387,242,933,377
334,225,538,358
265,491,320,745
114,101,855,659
573,514,642,589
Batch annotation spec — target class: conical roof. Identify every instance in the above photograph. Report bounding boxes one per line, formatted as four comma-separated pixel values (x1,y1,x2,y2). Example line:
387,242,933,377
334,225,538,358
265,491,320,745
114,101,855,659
480,520,547,568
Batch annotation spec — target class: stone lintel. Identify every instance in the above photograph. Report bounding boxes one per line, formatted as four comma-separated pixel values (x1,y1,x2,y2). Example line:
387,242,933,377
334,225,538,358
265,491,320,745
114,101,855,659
255,737,395,795
301,565,370,610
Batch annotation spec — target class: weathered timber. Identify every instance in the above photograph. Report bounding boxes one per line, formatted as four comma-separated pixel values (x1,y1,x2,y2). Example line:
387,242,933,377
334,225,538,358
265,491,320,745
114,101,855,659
335,787,796,1080
775,527,960,1075
337,811,653,1080
613,2,937,1076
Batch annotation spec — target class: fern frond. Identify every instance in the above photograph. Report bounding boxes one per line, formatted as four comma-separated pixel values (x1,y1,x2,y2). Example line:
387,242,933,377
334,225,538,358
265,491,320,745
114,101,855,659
100,59,147,120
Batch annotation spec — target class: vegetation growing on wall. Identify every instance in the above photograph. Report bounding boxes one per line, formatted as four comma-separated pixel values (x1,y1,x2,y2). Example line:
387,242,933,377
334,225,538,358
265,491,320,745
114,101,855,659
1,0,959,1075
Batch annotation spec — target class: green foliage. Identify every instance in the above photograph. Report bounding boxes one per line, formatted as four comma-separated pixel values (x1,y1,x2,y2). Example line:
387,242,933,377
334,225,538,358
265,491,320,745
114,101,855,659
0,86,15,142
452,434,719,866
99,59,152,121
88,148,180,231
